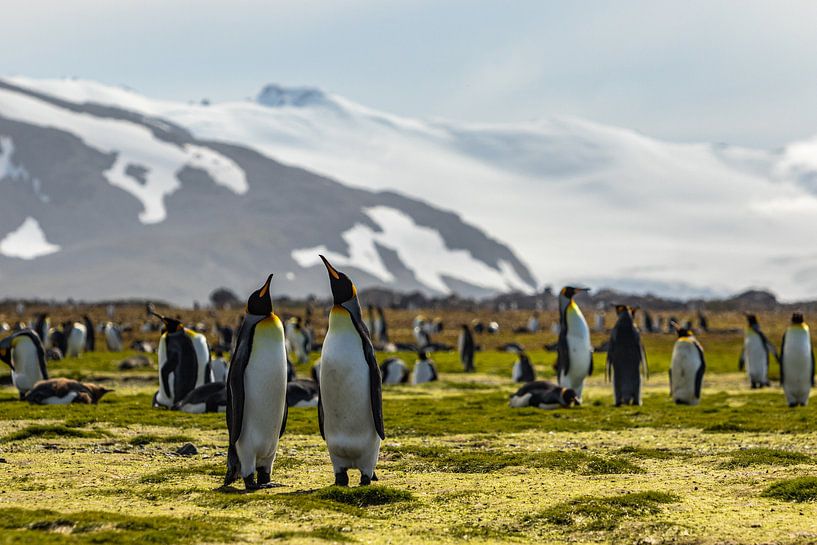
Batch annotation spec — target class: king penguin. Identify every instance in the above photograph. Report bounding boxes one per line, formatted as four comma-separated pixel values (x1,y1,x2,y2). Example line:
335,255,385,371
780,313,814,407
739,314,777,388
669,323,706,405
318,255,385,486
0,329,48,399
224,274,288,490
150,311,211,411
606,305,648,406
556,286,593,402
458,324,475,372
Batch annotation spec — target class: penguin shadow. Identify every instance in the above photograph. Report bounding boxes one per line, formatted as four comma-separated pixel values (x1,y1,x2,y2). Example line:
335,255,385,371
216,482,287,494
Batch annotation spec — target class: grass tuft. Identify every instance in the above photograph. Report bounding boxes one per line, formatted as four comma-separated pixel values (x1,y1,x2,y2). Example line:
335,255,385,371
762,477,817,502
528,491,679,531
1,424,106,443
312,485,413,507
0,507,234,544
719,448,810,469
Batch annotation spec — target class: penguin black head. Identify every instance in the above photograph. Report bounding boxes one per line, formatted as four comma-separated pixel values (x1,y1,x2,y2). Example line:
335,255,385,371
561,286,590,299
792,313,805,325
745,313,759,327
148,307,184,333
418,350,428,360
671,321,693,338
614,304,629,316
246,274,274,316
86,383,113,404
561,387,579,407
320,255,356,304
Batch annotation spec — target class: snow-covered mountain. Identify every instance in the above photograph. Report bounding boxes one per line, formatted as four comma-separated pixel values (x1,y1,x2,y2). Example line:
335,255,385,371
0,79,535,304
4,76,817,301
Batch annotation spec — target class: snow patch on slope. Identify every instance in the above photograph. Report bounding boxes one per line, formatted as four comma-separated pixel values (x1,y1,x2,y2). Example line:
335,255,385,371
292,206,534,294
0,217,60,259
0,88,247,223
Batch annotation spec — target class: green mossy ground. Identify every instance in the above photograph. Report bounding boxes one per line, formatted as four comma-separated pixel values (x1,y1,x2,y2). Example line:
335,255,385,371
2,324,817,544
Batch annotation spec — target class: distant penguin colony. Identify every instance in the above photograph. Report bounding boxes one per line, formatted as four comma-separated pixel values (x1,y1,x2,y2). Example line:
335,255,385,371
556,286,593,402
318,255,384,486
6,270,817,499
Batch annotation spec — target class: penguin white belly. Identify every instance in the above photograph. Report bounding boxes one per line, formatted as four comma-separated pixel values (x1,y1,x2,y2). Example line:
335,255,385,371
293,397,319,408
11,338,43,393
413,362,433,384
783,328,812,405
561,310,592,398
512,361,523,382
744,334,769,384
105,328,123,351
66,326,86,357
671,342,701,405
42,391,78,405
189,331,210,387
210,360,228,383
236,318,287,476
154,336,174,408
509,392,532,408
321,314,380,474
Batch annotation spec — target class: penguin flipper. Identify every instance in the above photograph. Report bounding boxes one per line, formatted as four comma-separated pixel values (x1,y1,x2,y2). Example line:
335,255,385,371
225,316,261,485
279,403,288,438
317,395,325,439
811,346,815,387
694,341,706,399
588,352,594,376
366,343,385,440
780,332,787,385
345,305,385,440
738,348,745,371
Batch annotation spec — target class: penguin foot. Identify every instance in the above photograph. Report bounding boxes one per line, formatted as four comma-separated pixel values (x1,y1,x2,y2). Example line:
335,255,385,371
334,471,349,487
360,474,372,486
257,468,271,486
243,475,260,491
789,402,798,408
371,472,379,481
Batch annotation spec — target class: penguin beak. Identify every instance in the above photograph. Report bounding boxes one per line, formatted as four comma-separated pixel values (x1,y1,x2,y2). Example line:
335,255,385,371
259,274,273,298
320,255,340,280
577,287,591,293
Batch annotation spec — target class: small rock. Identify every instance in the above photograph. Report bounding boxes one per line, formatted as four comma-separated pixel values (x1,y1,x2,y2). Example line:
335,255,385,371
0,458,7,463
176,443,198,456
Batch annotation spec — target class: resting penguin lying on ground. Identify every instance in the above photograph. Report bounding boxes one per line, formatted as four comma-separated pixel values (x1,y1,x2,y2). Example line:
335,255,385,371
509,381,579,409
173,381,227,413
380,357,409,384
287,379,319,407
25,378,111,405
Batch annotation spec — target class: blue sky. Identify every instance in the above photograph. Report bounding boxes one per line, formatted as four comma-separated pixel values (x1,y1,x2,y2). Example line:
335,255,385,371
3,0,817,147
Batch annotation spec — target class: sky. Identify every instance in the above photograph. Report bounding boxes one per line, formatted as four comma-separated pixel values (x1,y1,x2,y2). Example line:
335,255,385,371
3,0,817,148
